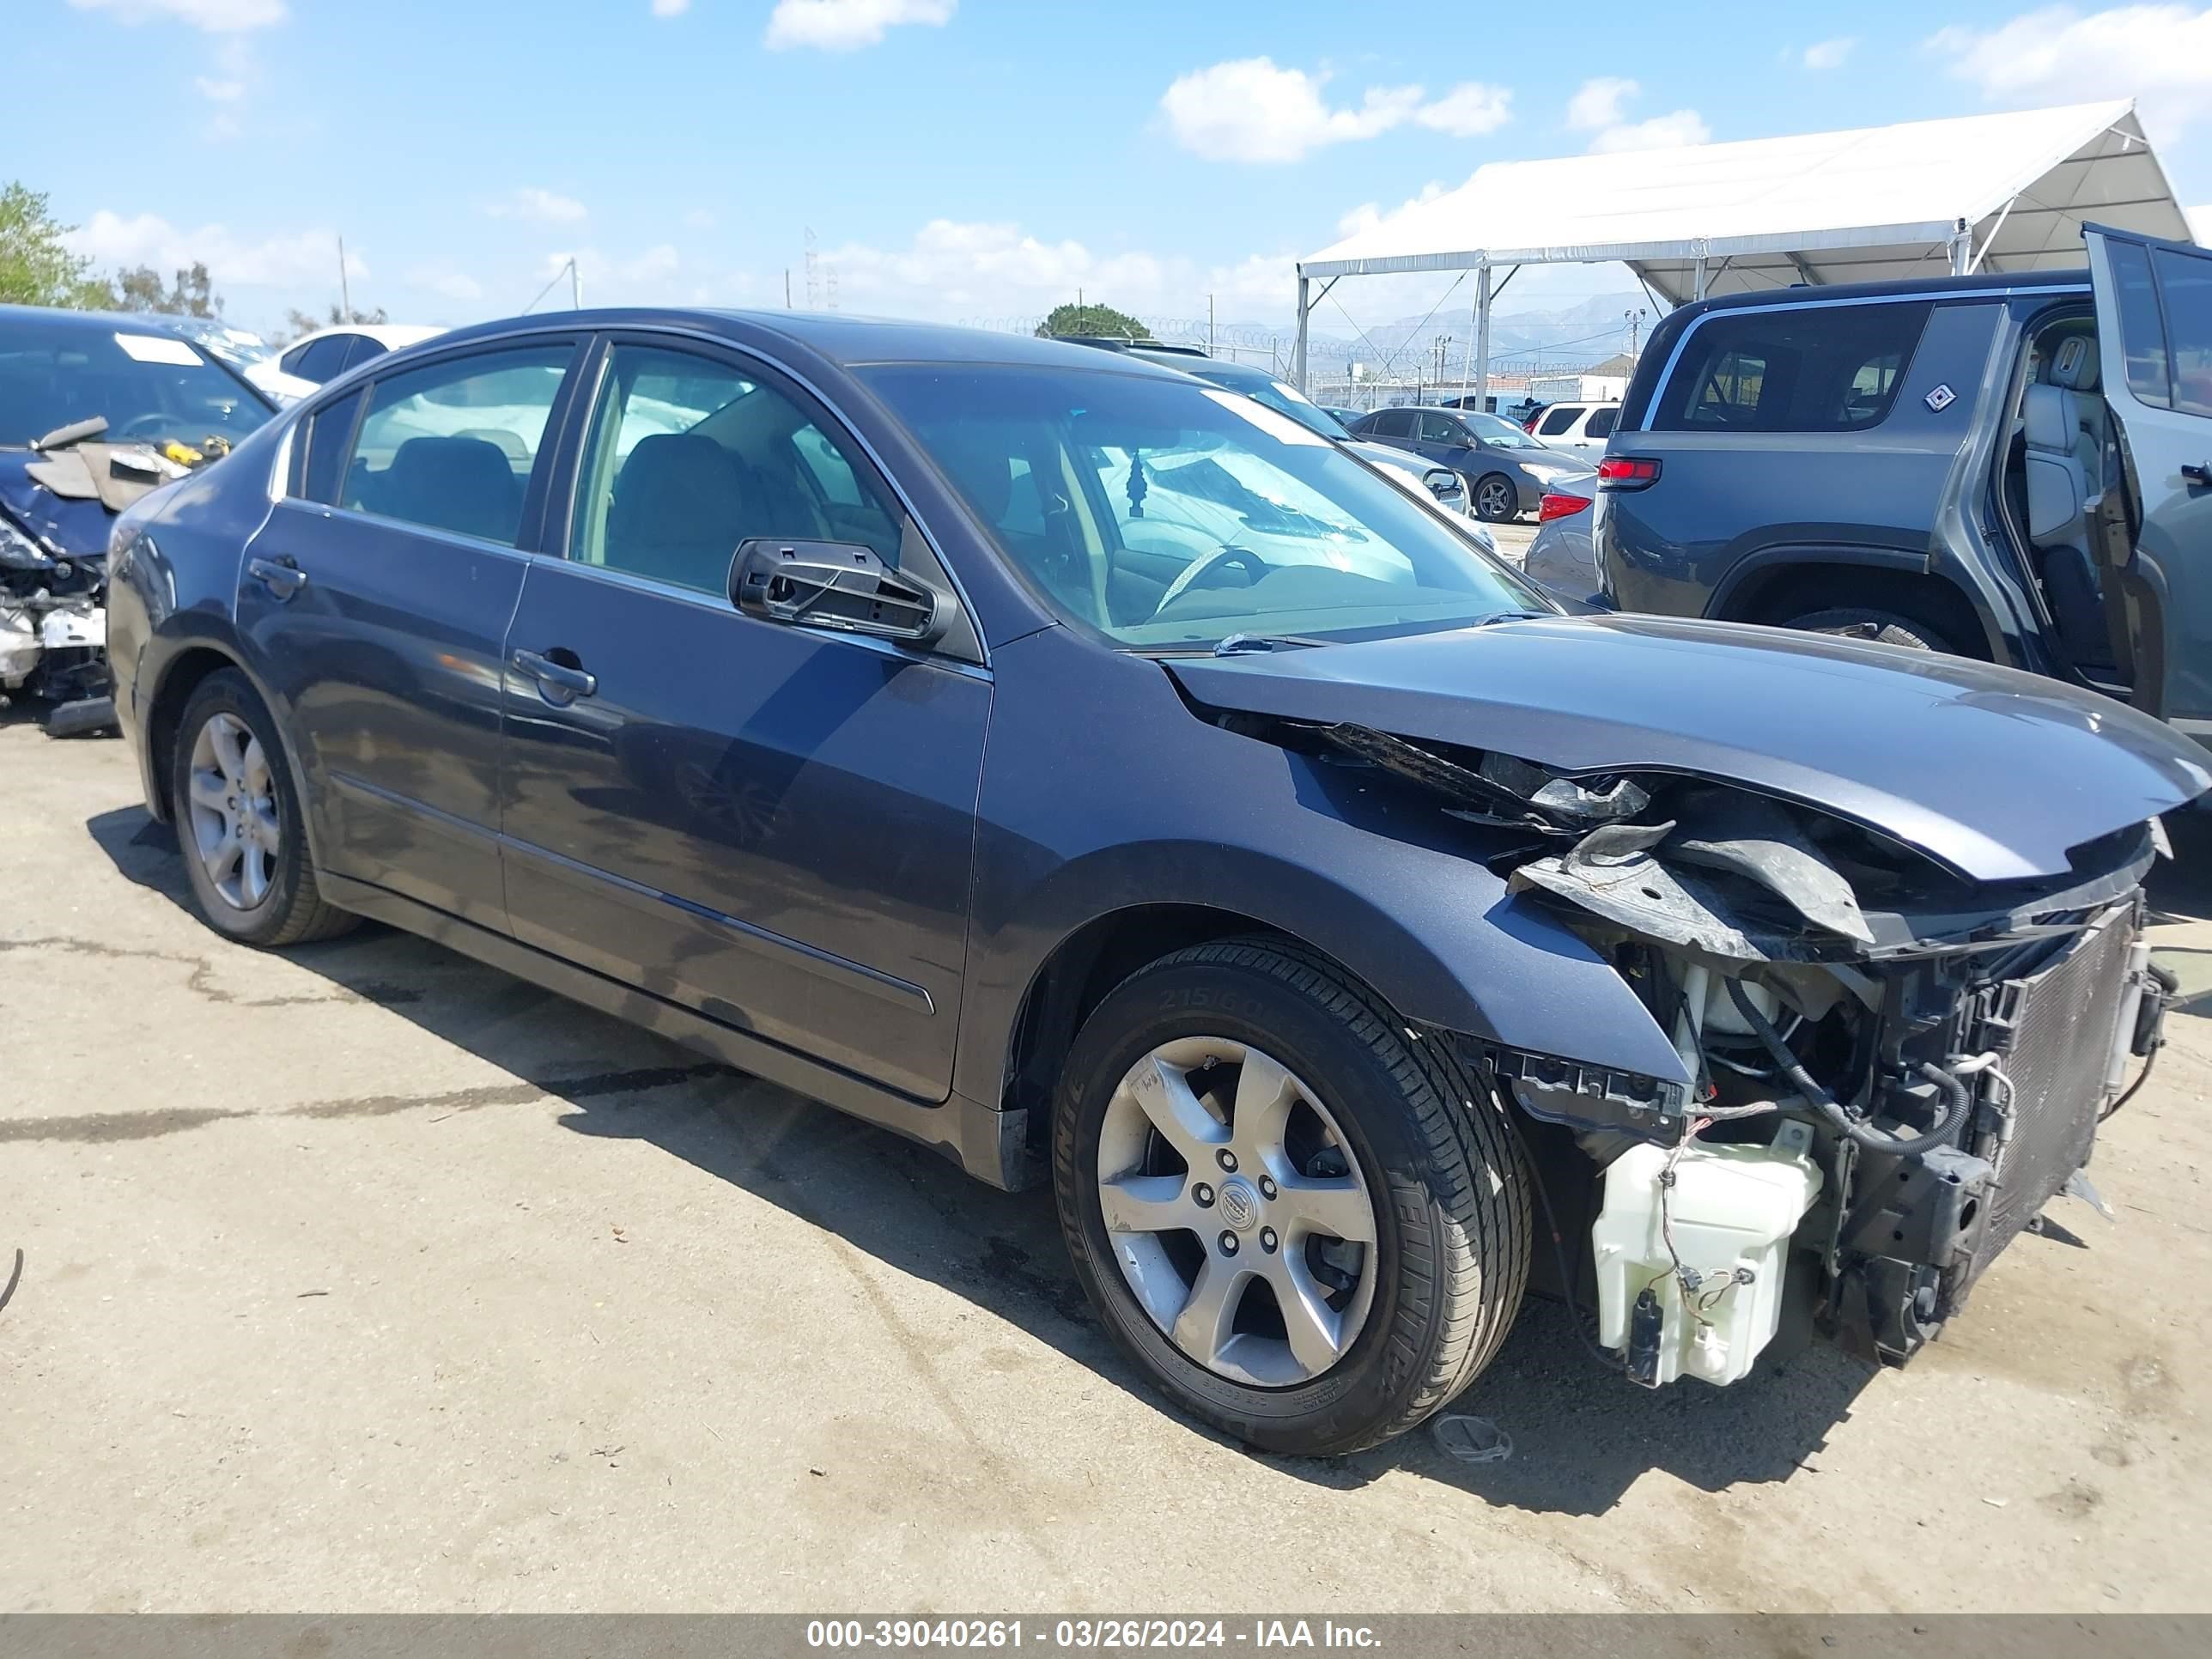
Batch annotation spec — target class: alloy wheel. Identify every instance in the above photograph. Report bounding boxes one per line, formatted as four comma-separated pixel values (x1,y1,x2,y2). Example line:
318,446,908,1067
1476,477,1515,520
1094,1036,1379,1388
185,711,281,911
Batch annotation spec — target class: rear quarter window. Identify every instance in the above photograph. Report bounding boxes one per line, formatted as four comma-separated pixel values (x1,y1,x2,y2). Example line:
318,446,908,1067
1649,301,1933,434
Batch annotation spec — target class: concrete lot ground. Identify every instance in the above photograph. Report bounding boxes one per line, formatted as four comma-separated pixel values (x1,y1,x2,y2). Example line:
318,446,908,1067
3,720,2209,1613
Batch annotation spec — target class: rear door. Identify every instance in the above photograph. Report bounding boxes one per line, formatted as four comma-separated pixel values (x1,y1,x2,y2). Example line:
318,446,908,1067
236,334,583,929
2084,226,2212,729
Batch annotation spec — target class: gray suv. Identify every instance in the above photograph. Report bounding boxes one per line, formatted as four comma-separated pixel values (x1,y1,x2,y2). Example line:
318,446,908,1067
1597,226,2212,744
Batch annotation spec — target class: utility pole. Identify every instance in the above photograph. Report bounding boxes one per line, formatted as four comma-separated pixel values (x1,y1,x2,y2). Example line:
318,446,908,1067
337,234,351,322
1208,293,1215,356
569,257,581,310
785,269,792,307
1625,307,1648,358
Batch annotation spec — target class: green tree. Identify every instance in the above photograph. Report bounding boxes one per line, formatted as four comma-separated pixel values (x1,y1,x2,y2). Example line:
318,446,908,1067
112,261,223,318
0,181,110,308
1036,301,1149,341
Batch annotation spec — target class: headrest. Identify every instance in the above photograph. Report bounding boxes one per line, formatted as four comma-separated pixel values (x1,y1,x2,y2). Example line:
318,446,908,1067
2051,334,2100,392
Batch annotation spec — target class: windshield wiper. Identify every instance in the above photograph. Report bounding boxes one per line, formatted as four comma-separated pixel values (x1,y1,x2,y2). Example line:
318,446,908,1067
1212,633,1328,655
1465,610,1554,629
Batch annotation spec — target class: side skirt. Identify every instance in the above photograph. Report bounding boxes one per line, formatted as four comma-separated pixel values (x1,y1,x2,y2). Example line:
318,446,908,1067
319,871,1032,1190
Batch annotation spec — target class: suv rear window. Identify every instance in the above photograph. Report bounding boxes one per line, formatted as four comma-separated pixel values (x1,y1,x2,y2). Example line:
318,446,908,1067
1650,301,1932,433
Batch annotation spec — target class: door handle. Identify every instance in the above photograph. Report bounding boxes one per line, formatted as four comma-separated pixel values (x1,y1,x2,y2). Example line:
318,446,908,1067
2183,462,2211,487
246,556,307,600
511,647,598,703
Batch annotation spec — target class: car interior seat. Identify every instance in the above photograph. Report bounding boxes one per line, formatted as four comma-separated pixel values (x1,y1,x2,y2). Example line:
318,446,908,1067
604,433,751,593
377,436,523,544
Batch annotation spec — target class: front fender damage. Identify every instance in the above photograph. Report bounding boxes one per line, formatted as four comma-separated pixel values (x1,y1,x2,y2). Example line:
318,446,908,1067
1224,711,2181,1391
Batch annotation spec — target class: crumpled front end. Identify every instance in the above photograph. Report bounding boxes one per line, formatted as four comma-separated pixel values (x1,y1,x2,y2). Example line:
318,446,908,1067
1208,701,2182,1387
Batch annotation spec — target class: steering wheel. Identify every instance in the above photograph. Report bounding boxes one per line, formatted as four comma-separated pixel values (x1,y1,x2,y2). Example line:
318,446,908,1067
1151,546,1264,618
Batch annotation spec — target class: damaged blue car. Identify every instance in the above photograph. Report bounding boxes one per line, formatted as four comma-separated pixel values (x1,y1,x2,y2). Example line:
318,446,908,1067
105,310,2209,1455
0,303,273,732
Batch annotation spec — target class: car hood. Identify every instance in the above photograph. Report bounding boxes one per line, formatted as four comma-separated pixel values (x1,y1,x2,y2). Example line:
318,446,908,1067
1165,611,2211,883
0,448,118,560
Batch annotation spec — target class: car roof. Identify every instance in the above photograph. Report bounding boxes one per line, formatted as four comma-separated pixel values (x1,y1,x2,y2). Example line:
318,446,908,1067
1669,265,2089,323
292,323,446,349
0,302,208,339
418,307,1206,380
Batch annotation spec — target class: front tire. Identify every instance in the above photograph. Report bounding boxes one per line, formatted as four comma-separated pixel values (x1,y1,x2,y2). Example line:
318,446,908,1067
169,670,357,947
1053,939,1530,1456
1472,472,1518,522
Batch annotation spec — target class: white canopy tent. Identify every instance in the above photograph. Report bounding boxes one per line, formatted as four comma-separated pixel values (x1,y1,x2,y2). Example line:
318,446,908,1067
1294,99,2194,397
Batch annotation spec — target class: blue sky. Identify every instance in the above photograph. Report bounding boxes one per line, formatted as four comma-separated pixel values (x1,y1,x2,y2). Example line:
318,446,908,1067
15,0,2212,340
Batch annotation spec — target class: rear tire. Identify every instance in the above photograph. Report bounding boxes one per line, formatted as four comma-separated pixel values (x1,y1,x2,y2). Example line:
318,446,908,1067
1784,606,1955,653
169,670,357,948
1053,938,1529,1456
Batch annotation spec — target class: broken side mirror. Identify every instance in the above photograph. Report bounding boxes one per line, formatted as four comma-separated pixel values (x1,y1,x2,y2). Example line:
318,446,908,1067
729,538,952,648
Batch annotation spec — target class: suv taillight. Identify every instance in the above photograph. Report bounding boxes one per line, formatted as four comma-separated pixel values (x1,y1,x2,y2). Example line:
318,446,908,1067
1539,491,1592,522
1596,456,1661,489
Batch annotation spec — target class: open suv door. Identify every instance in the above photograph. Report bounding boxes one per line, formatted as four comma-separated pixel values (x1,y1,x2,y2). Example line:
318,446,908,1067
2084,224,2212,737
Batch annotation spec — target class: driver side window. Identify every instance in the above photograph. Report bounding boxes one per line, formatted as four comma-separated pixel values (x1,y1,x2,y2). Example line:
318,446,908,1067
568,343,902,597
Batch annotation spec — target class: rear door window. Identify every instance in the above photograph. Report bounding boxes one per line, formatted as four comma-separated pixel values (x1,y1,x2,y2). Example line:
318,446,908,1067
1365,408,1413,438
1537,405,1582,436
288,335,353,383
339,343,575,545
1651,301,1933,432
1584,407,1618,440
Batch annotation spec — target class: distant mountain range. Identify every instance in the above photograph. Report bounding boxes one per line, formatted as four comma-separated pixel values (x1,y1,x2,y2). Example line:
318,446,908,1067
1148,290,1651,371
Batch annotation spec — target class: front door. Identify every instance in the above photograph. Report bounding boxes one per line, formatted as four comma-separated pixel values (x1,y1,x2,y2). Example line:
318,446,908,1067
235,336,581,928
2085,226,2212,729
498,337,988,1101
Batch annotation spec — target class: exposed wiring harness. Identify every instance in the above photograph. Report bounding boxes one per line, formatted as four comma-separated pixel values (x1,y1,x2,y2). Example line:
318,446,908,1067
1725,979,1971,1158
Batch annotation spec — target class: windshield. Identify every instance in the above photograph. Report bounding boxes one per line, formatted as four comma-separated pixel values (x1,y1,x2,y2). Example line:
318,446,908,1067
863,362,1550,649
1218,371,1351,441
0,317,273,449
1462,410,1542,449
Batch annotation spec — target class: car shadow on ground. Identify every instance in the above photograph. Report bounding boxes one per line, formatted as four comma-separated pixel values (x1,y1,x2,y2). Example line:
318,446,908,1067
88,801,1871,1516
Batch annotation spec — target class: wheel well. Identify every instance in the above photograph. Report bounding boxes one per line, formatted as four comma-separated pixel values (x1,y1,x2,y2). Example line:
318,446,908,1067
1003,905,1306,1152
144,647,242,820
1718,562,1990,659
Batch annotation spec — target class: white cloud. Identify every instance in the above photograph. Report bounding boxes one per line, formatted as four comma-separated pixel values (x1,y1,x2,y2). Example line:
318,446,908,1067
683,208,717,229
1802,36,1856,69
1565,76,1708,151
812,217,1299,323
67,0,283,28
1162,58,1514,162
64,210,365,287
2189,203,2212,239
407,267,484,302
489,187,587,225
194,75,245,101
1589,110,1711,152
1414,82,1514,137
650,0,690,14
1566,76,1638,131
541,246,682,298
1929,6,2212,136
765,0,954,52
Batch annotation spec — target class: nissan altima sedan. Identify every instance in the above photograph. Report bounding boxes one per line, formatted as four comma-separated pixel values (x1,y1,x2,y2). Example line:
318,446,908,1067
107,310,2207,1455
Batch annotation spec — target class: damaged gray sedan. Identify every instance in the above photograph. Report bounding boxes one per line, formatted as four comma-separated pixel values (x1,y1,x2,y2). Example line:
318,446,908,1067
110,315,2209,1455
